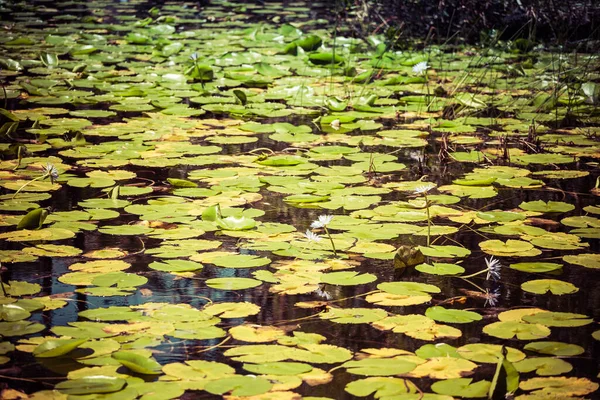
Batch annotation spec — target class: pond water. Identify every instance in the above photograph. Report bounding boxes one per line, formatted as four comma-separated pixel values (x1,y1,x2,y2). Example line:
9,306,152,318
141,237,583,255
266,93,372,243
0,0,599,399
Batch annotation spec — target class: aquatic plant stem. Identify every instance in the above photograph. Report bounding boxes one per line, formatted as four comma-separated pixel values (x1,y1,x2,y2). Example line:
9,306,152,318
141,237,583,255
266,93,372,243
423,193,431,246
12,173,48,199
323,226,337,257
460,269,489,279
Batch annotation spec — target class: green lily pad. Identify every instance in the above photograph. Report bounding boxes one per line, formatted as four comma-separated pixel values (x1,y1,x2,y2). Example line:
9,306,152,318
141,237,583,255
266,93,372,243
204,376,272,396
523,341,585,356
521,279,578,295
431,378,491,398
514,357,573,376
520,200,575,213
112,351,162,375
342,357,419,377
523,312,593,327
55,376,126,395
320,271,377,286
206,278,262,290
425,306,482,324
510,262,562,273
33,338,88,358
563,253,600,269
483,321,551,340
243,361,312,376
320,308,387,324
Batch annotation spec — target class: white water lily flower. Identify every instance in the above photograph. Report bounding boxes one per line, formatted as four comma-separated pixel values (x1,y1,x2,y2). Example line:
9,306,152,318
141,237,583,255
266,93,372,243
189,52,199,61
412,61,429,75
310,215,333,229
304,229,322,243
43,163,59,182
485,256,501,281
414,185,431,194
330,119,340,130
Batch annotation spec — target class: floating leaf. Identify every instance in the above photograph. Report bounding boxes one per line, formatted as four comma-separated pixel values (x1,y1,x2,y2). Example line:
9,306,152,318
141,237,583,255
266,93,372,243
519,377,598,397
345,377,419,398
203,302,260,318
514,358,573,376
55,376,126,395
204,376,272,397
320,308,387,324
523,341,585,356
425,306,481,324
523,311,593,327
206,278,262,290
112,351,162,375
410,357,478,379
483,321,551,340
33,338,87,358
243,362,312,376
563,253,600,269
320,271,377,286
431,378,491,398
521,279,578,295
342,358,417,376
519,200,575,213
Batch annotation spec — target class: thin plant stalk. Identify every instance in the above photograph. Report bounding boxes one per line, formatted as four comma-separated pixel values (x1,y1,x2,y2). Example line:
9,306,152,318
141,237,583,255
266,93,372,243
12,173,48,199
423,192,431,246
323,226,337,257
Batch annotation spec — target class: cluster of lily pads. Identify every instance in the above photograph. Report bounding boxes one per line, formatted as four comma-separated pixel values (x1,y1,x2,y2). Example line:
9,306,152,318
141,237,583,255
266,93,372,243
0,0,599,399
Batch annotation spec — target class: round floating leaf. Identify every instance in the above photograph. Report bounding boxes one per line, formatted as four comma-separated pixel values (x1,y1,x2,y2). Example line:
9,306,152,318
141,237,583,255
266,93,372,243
521,279,578,295
112,351,162,375
149,259,203,273
476,211,526,222
523,311,593,327
519,200,575,213
345,377,419,398
194,252,271,268
410,357,478,379
418,245,471,258
320,308,387,324
563,253,600,269
229,325,286,343
0,321,45,337
91,272,148,288
425,306,482,324
33,338,87,358
378,282,441,296
483,321,551,340
519,377,598,397
320,271,377,286
203,302,260,318
6,281,41,296
0,304,31,321
523,341,585,356
479,239,540,257
415,343,461,359
206,278,262,290
342,358,417,376
457,344,526,363
204,376,272,396
243,362,312,376
431,378,491,398
0,228,75,242
510,262,562,273
55,376,126,395
416,262,465,275
514,357,573,376
99,225,154,236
